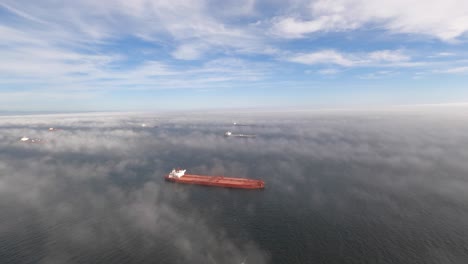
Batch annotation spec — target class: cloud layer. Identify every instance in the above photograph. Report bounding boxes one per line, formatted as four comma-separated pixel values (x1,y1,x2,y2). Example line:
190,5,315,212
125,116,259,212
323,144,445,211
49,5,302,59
1,108,468,263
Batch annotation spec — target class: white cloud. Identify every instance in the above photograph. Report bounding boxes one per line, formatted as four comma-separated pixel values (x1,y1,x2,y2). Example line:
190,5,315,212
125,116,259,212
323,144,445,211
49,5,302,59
0,52,268,102
317,68,340,75
288,49,411,67
367,50,410,62
271,0,468,41
271,16,357,38
172,44,205,60
0,0,467,108
289,50,355,66
358,70,397,79
0,0,289,103
0,0,266,59
439,66,468,74
0,2,48,24
0,25,45,45
434,52,456,57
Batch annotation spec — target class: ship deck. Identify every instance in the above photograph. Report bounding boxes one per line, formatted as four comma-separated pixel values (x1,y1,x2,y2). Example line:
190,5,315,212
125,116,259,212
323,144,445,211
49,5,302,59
166,174,264,189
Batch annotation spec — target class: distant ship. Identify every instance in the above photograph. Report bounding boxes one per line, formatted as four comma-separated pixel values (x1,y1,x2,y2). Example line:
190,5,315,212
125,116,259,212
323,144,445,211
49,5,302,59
19,136,43,143
224,131,256,138
233,122,254,127
165,169,265,189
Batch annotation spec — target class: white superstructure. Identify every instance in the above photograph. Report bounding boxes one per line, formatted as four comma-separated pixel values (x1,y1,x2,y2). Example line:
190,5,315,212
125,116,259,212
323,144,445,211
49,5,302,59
168,168,186,178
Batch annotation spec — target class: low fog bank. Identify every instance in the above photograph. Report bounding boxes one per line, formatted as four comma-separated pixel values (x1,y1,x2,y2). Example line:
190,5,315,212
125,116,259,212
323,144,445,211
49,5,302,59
1,108,468,263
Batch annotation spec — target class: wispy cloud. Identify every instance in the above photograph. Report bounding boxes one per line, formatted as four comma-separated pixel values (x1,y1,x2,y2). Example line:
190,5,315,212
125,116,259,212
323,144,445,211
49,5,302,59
270,0,468,41
287,49,411,67
437,66,468,74
288,50,355,66
358,70,398,79
432,52,457,58
0,2,48,24
271,15,358,38
0,0,468,110
317,68,341,75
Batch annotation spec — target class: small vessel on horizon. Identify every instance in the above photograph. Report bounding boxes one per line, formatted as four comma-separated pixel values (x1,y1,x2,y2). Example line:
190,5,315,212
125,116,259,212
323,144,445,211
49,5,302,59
224,131,256,138
233,122,254,127
165,169,265,189
19,136,43,143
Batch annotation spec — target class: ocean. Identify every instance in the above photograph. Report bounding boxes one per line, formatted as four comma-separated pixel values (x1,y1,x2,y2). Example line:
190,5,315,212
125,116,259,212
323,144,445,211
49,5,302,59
1,109,468,263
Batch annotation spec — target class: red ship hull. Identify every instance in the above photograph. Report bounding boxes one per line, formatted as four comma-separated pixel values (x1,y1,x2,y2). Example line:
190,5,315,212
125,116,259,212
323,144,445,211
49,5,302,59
165,174,265,189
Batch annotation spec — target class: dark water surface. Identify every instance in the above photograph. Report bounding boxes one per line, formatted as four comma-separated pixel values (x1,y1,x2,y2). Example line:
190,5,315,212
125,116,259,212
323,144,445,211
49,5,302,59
1,111,468,263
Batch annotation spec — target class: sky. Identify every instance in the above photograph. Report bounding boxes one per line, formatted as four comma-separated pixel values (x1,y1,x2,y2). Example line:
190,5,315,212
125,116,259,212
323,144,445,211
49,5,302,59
1,0,468,111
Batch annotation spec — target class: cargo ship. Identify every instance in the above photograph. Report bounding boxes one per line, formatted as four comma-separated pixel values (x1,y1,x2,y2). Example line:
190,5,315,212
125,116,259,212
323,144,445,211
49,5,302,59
165,169,265,189
224,131,256,138
19,136,44,144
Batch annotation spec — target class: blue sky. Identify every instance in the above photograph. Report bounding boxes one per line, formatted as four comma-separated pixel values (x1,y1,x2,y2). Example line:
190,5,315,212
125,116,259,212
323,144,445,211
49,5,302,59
1,0,468,111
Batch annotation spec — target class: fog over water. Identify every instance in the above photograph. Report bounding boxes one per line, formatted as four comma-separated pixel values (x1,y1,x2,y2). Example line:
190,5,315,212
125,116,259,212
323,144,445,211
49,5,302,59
1,108,468,264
